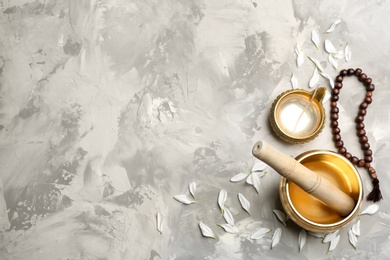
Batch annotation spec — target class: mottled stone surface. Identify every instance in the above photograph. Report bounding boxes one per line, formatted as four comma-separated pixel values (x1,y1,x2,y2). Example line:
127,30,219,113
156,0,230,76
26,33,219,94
1,0,390,259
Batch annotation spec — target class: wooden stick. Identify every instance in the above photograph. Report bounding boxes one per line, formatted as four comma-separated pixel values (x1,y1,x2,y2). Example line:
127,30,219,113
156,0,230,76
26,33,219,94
252,141,355,216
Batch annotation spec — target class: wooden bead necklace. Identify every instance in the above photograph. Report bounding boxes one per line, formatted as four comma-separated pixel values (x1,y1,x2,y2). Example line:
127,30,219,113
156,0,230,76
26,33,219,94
330,68,382,202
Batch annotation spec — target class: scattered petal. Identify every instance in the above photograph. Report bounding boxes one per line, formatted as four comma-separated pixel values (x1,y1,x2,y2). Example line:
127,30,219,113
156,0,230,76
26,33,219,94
345,43,351,62
291,73,298,89
251,228,271,240
251,173,261,194
325,39,337,54
156,212,163,234
309,67,319,88
352,219,361,236
238,193,251,216
223,208,235,226
174,194,196,205
325,19,342,33
308,56,325,72
348,229,358,249
218,189,228,213
328,235,340,252
189,182,197,199
308,231,325,238
251,161,267,172
311,30,320,50
298,229,307,251
273,209,287,226
230,172,248,182
328,54,338,70
319,71,334,88
271,228,282,249
359,204,379,216
218,223,239,234
295,45,305,67
323,230,339,243
199,222,216,239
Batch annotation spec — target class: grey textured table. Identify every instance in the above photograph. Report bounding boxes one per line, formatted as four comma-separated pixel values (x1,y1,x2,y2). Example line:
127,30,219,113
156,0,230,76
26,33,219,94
1,0,390,259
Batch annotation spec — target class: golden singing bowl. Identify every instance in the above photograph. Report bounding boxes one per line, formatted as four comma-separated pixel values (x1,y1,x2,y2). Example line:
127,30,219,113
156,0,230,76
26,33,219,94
270,88,326,144
280,150,363,233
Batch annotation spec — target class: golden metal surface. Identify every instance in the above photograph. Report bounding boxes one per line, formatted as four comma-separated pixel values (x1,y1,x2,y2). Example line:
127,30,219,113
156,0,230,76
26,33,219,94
270,88,326,144
280,150,363,233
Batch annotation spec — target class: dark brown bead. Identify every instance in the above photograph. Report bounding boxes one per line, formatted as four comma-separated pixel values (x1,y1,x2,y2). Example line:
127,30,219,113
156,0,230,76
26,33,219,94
332,127,340,134
364,149,372,156
359,73,367,82
366,92,373,97
356,123,365,130
354,68,362,76
345,152,352,160
335,75,343,82
331,121,338,128
361,143,370,150
332,88,340,95
358,159,366,167
365,96,372,104
364,78,372,86
334,82,343,89
359,102,368,109
338,147,347,154
331,95,339,102
333,134,341,141
357,129,366,136
367,84,375,92
340,69,348,76
369,167,377,178
331,113,339,121
364,156,373,163
355,115,364,123
358,109,367,116
364,162,371,169
335,140,344,148
351,156,359,164
347,68,355,75
359,136,368,144
331,101,337,108
331,107,339,114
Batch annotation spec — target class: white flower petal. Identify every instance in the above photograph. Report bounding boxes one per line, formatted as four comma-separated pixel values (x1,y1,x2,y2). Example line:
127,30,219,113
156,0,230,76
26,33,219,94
218,223,239,234
328,54,338,70
359,204,379,215
273,209,287,226
218,189,228,213
223,208,235,226
295,45,304,67
325,39,337,54
271,228,282,249
352,219,361,236
298,229,307,251
238,193,251,216
308,231,325,238
333,50,345,59
251,228,271,240
309,67,319,88
251,173,261,194
230,172,248,183
328,235,340,252
174,194,196,205
199,222,216,239
251,161,267,172
319,71,334,88
189,182,197,199
156,212,163,234
348,229,358,249
311,30,320,50
323,230,339,243
291,73,298,89
325,19,342,33
345,43,351,62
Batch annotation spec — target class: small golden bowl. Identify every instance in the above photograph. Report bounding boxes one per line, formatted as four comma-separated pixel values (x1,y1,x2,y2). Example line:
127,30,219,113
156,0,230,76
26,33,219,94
279,150,363,233
269,88,326,144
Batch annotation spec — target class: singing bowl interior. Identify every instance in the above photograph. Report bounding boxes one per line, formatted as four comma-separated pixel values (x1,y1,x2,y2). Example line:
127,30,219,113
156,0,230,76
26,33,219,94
280,150,363,233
